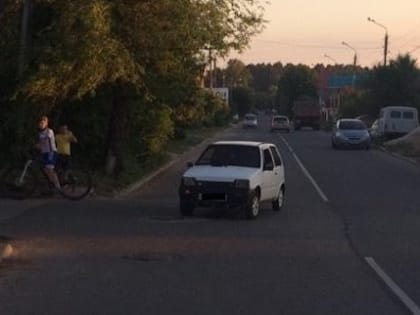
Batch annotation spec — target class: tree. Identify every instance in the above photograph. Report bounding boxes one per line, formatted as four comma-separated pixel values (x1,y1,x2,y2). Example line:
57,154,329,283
247,62,283,92
276,64,317,115
224,59,252,88
231,86,255,116
4,0,265,174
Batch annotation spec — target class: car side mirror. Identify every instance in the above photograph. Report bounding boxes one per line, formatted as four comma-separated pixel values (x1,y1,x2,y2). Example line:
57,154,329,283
264,162,274,171
187,162,194,168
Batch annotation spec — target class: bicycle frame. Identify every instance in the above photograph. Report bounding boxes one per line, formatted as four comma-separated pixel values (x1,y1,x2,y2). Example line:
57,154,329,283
16,159,34,186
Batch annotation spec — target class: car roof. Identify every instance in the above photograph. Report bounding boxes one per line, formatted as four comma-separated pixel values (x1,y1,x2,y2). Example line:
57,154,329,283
381,106,417,111
273,115,288,119
338,118,362,123
244,113,257,117
213,141,271,147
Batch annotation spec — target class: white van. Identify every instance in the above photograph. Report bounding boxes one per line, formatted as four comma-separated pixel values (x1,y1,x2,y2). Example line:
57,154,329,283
376,106,419,137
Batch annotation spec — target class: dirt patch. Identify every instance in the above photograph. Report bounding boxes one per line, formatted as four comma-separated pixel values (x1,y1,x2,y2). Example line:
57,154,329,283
384,127,420,161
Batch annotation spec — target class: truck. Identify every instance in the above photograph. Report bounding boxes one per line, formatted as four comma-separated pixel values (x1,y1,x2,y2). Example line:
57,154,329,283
292,96,321,130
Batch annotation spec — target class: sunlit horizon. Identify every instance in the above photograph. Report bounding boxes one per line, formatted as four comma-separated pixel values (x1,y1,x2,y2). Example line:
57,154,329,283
228,0,420,67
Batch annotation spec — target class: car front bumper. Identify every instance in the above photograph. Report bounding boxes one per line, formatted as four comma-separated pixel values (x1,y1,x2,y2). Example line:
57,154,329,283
179,181,251,208
271,125,290,131
334,137,371,148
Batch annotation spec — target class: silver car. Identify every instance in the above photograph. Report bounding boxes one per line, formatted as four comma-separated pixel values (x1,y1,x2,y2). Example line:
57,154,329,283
332,119,371,150
243,113,258,128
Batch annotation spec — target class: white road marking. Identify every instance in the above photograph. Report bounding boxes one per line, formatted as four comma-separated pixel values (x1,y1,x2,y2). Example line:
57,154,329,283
365,257,420,315
279,136,329,203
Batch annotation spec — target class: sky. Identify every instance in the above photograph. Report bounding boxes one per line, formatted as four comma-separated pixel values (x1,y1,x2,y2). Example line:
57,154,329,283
229,0,420,67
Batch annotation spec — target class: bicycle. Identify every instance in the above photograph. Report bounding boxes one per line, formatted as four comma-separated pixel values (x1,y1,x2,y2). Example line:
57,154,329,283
1,150,92,200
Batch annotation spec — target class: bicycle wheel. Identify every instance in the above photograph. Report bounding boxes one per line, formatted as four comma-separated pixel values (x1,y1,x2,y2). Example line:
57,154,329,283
59,168,92,200
1,167,37,199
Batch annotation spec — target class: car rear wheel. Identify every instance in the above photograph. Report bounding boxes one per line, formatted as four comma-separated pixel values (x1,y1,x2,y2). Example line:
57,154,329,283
272,186,285,211
180,200,195,217
245,192,260,220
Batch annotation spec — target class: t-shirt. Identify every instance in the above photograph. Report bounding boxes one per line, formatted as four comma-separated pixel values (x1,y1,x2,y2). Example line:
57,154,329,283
39,128,57,154
56,133,74,156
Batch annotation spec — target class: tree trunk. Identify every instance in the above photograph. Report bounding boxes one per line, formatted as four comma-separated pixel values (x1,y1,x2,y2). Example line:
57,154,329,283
105,84,130,176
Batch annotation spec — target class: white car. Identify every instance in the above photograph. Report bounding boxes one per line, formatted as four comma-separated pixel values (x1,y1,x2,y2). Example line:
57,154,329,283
243,114,258,128
376,106,419,137
179,141,286,219
271,115,291,132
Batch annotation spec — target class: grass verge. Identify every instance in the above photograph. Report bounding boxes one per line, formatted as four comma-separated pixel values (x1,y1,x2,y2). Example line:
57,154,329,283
93,125,226,196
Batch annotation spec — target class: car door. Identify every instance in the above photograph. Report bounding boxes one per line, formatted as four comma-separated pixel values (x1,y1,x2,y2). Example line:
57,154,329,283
261,148,276,201
269,146,284,197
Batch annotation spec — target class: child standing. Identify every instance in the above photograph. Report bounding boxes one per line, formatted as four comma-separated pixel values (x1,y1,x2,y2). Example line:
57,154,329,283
55,124,78,171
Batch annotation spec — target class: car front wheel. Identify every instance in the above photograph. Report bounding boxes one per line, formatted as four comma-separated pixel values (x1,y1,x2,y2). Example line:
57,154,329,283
272,186,285,211
245,192,260,220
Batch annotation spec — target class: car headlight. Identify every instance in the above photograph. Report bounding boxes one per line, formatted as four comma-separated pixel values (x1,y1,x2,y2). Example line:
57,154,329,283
235,179,250,189
336,132,346,139
182,177,196,186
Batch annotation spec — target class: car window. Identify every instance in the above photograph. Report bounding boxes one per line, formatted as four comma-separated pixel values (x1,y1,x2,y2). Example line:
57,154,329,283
245,114,256,120
338,121,367,130
263,149,274,168
196,145,261,168
390,111,401,118
403,111,414,119
269,146,282,166
273,117,288,123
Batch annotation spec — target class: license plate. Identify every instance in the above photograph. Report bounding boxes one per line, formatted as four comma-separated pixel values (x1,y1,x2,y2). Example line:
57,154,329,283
199,193,227,201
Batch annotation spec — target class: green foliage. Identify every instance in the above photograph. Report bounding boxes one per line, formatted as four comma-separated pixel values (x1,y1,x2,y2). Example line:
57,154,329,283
231,86,256,116
130,102,174,158
369,54,420,112
277,64,317,115
225,59,252,87
338,93,369,118
338,54,420,119
247,62,283,92
0,0,266,179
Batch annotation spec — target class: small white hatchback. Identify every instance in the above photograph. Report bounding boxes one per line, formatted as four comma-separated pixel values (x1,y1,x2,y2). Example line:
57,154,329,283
179,141,286,219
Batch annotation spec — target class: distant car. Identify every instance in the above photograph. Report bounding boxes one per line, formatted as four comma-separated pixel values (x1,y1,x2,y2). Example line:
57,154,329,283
179,141,286,219
243,114,258,128
271,115,291,132
332,119,371,150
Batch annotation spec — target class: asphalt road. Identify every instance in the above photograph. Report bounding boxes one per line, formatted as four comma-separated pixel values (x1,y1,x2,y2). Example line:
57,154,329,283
0,116,419,315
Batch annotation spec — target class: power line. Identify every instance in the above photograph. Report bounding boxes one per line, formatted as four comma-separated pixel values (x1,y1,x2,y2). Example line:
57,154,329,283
253,39,381,50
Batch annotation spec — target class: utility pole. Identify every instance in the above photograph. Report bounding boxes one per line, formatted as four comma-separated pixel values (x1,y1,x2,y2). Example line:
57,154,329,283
17,0,32,78
213,57,217,88
208,48,213,89
384,32,389,66
342,41,358,87
367,17,388,66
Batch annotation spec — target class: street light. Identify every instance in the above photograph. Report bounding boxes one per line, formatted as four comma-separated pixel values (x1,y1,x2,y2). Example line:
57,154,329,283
342,41,358,67
324,54,337,64
367,17,389,66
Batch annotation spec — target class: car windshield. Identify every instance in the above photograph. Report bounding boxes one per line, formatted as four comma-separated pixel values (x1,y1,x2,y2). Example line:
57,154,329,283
245,115,256,120
196,145,261,168
273,117,287,123
339,121,366,130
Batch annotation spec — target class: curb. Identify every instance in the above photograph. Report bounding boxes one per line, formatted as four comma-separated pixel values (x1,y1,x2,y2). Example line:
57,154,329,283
116,125,237,198
377,146,420,167
0,243,14,264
